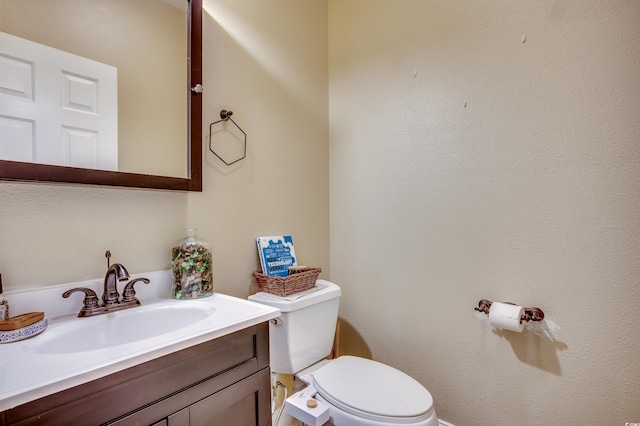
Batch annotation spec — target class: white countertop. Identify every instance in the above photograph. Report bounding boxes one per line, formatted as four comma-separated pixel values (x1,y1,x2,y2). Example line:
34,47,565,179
0,271,280,411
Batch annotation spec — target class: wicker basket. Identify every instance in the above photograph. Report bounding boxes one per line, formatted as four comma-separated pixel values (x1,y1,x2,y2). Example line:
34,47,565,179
253,267,321,297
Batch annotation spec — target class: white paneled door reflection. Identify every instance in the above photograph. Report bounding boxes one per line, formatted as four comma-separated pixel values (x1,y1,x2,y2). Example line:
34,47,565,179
0,31,118,170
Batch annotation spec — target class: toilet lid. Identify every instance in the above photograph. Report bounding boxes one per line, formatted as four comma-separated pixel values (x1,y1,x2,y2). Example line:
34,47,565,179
311,356,434,423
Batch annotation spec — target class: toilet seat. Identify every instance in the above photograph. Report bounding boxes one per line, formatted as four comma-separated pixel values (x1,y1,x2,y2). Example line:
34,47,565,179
311,356,434,424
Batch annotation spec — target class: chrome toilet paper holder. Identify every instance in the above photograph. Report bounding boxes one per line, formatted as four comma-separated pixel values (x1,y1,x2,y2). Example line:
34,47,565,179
474,299,545,322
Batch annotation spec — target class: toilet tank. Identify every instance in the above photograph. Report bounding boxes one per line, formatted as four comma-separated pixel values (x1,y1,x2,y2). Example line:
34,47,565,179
248,280,341,374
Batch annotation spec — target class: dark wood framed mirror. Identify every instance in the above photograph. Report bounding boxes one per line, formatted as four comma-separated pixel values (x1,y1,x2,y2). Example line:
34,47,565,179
0,0,202,191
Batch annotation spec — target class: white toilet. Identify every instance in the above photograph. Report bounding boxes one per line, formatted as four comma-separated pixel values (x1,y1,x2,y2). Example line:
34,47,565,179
248,280,439,426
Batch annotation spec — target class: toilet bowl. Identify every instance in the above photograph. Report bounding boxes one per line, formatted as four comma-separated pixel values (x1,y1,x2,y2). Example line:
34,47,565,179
248,280,438,426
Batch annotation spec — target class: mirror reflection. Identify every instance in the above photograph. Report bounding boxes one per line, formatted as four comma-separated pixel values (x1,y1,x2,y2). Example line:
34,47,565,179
0,0,188,178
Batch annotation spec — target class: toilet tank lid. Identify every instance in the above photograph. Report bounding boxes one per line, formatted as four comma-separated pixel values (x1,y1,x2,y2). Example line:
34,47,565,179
248,279,341,313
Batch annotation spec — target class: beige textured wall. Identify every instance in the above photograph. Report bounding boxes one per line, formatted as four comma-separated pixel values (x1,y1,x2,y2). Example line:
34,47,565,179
192,0,330,295
0,0,330,301
0,183,187,288
329,1,640,425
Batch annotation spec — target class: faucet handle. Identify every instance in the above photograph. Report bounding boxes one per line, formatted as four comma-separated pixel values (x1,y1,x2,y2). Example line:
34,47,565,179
121,278,150,303
63,288,100,317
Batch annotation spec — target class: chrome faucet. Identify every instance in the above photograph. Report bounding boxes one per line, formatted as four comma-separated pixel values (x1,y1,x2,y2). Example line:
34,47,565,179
63,251,150,317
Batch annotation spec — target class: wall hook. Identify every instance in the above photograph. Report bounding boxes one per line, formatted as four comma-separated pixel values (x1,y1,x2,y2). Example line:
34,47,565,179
209,110,247,165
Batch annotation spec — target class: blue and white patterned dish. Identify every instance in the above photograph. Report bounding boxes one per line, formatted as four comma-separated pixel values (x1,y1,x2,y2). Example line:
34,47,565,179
0,317,48,344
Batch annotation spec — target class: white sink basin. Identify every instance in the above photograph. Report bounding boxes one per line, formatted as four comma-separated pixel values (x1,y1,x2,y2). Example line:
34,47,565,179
0,271,280,413
26,301,215,354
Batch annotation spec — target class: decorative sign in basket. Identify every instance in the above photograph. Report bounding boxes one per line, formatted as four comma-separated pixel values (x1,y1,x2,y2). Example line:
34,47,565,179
253,267,321,297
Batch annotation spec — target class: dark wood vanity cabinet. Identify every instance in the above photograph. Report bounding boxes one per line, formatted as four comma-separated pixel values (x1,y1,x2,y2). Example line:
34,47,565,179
0,323,272,426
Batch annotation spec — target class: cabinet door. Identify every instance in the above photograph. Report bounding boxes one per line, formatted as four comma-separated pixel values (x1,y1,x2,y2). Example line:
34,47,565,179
167,408,189,426
190,374,259,426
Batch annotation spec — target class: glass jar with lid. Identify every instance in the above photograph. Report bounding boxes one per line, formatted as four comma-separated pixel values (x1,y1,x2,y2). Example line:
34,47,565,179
0,275,8,321
171,228,213,299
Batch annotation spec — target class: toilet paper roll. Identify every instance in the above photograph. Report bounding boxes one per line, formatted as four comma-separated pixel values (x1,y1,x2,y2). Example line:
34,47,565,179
489,302,525,332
